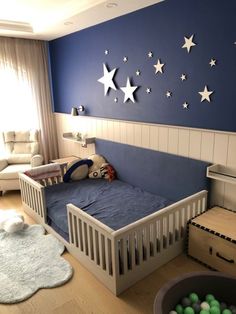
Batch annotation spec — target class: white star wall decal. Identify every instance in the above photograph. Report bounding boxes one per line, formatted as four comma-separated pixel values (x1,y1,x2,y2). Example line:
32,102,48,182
154,59,165,74
146,88,151,94
209,59,216,67
166,91,172,98
182,34,196,53
148,51,153,58
180,74,187,81
120,77,138,103
98,63,117,96
183,102,189,109
199,85,214,102
136,70,141,76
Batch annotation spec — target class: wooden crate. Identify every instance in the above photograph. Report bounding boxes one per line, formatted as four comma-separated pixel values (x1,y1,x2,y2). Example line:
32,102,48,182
188,206,236,276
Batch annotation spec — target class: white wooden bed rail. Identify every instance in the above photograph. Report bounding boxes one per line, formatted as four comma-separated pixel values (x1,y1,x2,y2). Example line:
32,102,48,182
67,190,207,295
19,173,46,222
19,172,208,295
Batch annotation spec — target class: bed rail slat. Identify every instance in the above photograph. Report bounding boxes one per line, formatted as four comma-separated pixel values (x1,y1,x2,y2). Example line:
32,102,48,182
83,222,89,255
137,229,143,265
78,219,84,252
105,238,112,275
88,225,94,260
145,225,150,259
152,222,157,256
93,229,100,265
99,234,106,270
129,232,136,269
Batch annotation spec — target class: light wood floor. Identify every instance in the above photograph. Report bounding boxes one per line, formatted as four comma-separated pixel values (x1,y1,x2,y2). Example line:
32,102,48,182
0,191,207,314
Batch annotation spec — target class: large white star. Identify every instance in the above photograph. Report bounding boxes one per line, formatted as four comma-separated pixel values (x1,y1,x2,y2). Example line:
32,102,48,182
198,85,214,102
98,63,117,95
153,59,165,74
182,34,196,53
120,77,138,103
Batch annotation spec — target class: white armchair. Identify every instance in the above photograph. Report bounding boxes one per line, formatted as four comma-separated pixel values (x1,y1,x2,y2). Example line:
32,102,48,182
0,130,43,195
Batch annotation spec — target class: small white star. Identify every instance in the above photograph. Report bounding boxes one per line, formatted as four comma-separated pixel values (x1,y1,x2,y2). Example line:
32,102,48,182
234,42,236,45
105,49,109,55
146,88,151,94
198,85,214,102
120,77,138,103
114,97,118,103
136,70,141,76
123,56,128,63
209,59,216,67
182,34,196,53
98,63,117,96
180,74,187,81
183,102,189,109
153,59,165,74
148,51,153,58
166,91,172,98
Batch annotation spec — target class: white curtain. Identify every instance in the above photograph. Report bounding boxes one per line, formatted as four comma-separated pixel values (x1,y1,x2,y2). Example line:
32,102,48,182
0,37,58,163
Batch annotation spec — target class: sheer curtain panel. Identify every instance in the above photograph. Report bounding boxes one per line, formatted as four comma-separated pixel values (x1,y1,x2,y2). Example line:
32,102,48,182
0,37,58,163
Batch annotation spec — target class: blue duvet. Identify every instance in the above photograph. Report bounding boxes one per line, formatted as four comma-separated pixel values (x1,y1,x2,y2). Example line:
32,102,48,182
45,179,171,239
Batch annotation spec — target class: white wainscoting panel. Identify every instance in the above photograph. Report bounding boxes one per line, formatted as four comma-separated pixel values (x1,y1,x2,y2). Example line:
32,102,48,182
54,113,236,210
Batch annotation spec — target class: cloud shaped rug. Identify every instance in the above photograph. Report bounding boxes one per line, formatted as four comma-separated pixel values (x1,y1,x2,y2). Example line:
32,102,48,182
0,224,73,303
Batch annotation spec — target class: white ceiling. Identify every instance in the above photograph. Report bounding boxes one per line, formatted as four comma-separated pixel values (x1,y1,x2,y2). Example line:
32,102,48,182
0,0,164,41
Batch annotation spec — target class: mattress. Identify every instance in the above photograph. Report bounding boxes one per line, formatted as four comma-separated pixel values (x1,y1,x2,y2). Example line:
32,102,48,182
45,178,172,241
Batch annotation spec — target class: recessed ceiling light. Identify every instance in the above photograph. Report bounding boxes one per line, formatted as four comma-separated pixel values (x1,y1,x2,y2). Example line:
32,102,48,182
64,21,73,26
106,2,118,8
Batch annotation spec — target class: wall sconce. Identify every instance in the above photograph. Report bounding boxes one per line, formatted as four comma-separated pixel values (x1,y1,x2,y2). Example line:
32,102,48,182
71,105,85,116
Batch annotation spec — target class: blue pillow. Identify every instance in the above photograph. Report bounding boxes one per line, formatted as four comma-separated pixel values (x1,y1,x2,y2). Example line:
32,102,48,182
63,159,93,182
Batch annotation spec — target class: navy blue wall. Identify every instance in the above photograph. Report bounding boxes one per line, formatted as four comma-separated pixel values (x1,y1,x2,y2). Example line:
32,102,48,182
49,0,236,132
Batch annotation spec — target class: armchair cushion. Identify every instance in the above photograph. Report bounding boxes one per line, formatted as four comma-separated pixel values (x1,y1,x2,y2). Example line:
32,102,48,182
7,154,32,164
0,159,8,172
4,130,38,143
0,164,31,180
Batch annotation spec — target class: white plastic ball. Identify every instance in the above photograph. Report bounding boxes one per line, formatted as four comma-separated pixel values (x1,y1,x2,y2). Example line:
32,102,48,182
201,301,210,310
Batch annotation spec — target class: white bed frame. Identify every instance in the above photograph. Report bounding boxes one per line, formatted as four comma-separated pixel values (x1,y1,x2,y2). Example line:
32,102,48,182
19,172,207,295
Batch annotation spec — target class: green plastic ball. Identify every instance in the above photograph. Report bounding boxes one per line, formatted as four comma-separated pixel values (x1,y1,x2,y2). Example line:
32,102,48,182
210,300,220,308
206,294,215,304
200,310,210,314
189,293,199,304
222,310,232,314
184,307,194,314
176,304,184,314
210,306,221,314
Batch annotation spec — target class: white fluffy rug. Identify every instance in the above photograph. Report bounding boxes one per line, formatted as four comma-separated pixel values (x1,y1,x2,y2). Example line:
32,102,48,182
0,224,73,304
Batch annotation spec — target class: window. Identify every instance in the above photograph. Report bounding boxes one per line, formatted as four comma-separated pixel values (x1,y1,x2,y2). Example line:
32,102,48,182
0,64,39,131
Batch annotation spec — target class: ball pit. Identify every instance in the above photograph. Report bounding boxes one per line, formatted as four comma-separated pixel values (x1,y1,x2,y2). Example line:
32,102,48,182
171,292,235,314
153,272,236,314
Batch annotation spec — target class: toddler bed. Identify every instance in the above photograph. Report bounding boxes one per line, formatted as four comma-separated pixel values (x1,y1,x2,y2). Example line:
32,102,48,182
19,139,210,295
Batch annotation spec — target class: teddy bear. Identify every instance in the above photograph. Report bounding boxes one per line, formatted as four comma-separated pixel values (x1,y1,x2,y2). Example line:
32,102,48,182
0,210,25,233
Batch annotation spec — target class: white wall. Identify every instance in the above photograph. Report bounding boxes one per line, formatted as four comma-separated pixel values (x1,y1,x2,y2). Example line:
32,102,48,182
55,113,236,210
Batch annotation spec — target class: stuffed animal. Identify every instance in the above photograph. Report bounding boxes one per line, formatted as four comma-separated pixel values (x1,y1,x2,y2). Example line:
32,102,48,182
89,163,116,182
87,154,107,173
0,210,24,233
